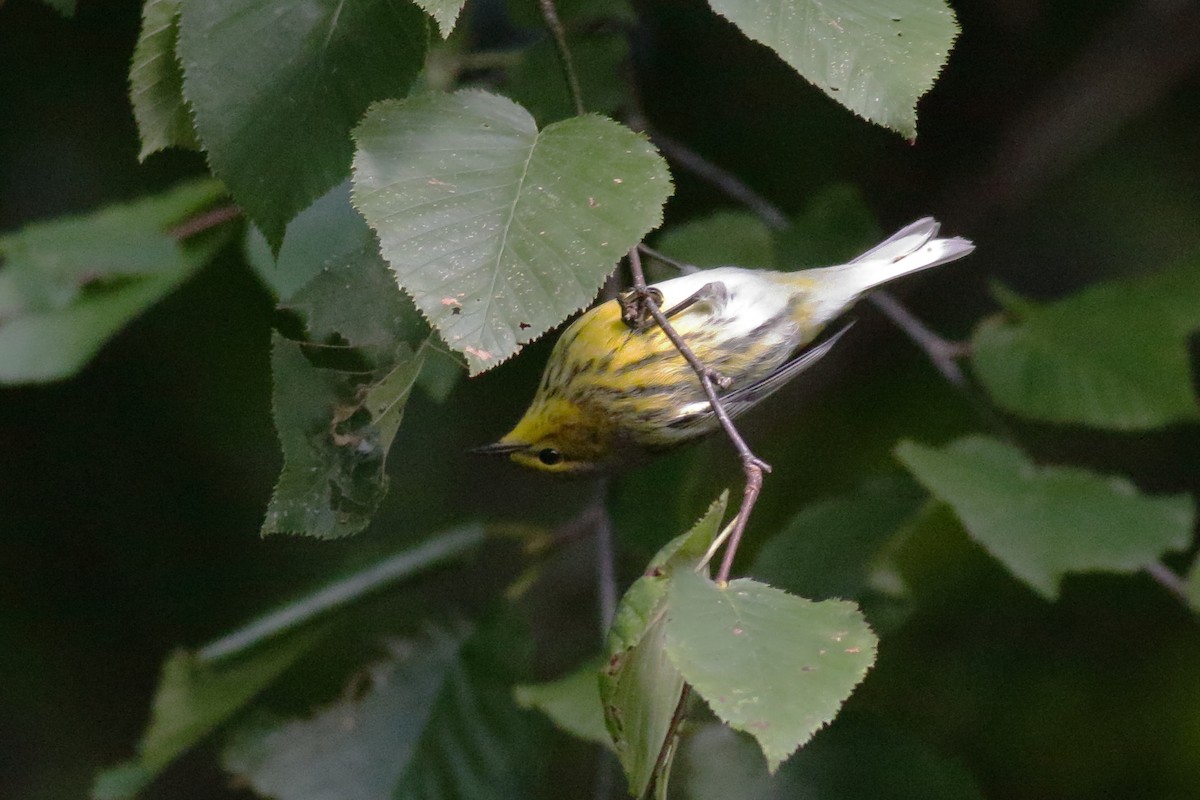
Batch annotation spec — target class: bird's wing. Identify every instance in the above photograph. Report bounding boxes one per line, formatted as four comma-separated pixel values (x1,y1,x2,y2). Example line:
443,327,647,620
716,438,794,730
720,324,853,416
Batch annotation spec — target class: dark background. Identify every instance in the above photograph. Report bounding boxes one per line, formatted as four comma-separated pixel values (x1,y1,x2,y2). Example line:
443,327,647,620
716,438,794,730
2,0,1199,797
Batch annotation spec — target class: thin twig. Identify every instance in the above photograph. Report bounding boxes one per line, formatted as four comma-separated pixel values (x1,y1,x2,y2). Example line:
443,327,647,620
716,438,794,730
868,291,971,392
537,0,586,116
637,243,699,275
644,129,790,232
1144,561,1193,607
626,246,769,788
591,480,619,632
168,204,242,241
641,685,692,800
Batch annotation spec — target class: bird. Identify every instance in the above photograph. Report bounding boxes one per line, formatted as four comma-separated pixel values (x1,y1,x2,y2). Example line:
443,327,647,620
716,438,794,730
474,217,974,476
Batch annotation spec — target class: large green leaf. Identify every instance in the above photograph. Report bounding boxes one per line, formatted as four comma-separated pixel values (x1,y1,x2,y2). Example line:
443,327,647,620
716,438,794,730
262,235,442,538
895,436,1195,598
0,179,227,384
92,633,323,800
177,0,429,249
704,0,960,139
514,657,611,747
223,619,541,800
655,210,775,269
749,475,924,601
971,263,1200,430
676,716,985,800
129,0,199,160
664,571,877,772
352,90,672,373
601,493,728,798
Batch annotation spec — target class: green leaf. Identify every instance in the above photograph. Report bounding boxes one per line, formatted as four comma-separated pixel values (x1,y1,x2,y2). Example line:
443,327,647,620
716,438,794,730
177,0,429,249
504,32,630,125
676,715,985,800
515,657,611,747
92,632,323,800
245,181,371,302
971,263,1200,429
895,436,1195,598
263,334,426,539
262,210,449,538
601,493,728,798
1186,560,1200,616
773,183,881,269
704,0,960,139
129,0,200,160
0,179,228,384
655,210,775,269
352,89,672,373
36,0,75,15
750,475,924,601
223,620,541,800
414,0,465,37
664,571,877,772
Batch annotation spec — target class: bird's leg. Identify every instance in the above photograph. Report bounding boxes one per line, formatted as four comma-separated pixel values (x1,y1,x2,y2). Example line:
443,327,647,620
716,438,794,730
619,281,727,332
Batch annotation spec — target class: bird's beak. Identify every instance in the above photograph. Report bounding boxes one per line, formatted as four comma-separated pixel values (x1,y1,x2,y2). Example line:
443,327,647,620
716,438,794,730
469,441,526,456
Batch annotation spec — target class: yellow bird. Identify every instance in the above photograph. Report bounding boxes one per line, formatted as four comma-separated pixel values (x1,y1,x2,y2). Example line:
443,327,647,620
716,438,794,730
476,218,973,475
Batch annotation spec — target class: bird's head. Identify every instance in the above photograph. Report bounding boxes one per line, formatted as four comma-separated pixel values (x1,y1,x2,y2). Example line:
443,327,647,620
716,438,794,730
473,396,619,477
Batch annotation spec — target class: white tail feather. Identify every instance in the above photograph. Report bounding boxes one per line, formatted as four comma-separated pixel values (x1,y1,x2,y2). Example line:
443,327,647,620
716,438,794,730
797,218,974,326
829,217,974,296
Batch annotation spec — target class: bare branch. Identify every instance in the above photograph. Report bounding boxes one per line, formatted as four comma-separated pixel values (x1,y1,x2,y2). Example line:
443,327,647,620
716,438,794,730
537,0,586,117
168,204,242,241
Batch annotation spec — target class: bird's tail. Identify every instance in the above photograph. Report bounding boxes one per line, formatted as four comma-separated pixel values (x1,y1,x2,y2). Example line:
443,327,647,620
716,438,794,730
837,217,974,295
787,218,973,326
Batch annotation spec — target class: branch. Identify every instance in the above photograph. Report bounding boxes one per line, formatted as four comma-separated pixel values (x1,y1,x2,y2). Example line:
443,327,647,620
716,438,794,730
168,204,242,241
625,245,769,789
1144,561,1193,608
537,0,585,117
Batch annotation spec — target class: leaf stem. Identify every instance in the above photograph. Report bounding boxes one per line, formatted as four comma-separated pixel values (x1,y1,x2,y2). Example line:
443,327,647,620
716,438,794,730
1144,560,1192,606
196,526,484,663
168,203,242,241
537,0,586,116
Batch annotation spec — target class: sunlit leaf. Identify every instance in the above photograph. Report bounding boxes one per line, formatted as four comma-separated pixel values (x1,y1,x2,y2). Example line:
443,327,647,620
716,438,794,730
896,436,1195,598
0,179,227,384
177,0,429,248
972,263,1200,430
705,0,960,138
414,0,466,37
352,89,672,373
601,493,728,798
665,571,877,772
129,0,199,160
515,657,611,747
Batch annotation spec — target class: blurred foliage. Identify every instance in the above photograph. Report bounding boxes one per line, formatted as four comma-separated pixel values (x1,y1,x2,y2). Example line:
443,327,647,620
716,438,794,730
2,0,1199,799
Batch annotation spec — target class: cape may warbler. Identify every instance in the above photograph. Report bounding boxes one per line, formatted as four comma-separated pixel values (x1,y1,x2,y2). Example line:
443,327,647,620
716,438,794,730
477,218,974,475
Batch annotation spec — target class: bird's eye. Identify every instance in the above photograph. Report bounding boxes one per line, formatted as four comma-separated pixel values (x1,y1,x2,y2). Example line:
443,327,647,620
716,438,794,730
537,448,563,466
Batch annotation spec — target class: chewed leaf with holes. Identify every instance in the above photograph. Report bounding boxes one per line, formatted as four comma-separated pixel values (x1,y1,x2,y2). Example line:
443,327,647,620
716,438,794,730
601,492,727,798
352,90,672,374
705,0,960,138
664,571,877,772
